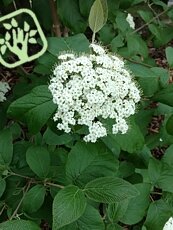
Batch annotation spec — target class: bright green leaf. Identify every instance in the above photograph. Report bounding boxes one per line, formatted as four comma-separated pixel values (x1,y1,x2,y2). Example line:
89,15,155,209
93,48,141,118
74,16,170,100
24,21,30,32
11,18,18,27
26,146,50,178
0,220,40,230
29,29,37,37
166,46,173,68
29,38,37,44
84,176,139,203
3,23,12,30
53,185,86,229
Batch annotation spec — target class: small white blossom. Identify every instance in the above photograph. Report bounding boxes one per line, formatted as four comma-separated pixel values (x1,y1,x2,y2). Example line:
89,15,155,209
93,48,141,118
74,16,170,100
163,217,173,230
49,43,141,142
126,13,135,29
0,81,10,102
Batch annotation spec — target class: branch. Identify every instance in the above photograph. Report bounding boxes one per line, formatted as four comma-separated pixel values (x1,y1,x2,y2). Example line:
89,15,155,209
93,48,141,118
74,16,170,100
49,0,62,37
131,6,172,35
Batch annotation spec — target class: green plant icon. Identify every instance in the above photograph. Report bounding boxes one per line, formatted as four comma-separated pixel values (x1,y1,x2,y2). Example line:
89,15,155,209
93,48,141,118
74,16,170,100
0,9,47,68
0,18,37,61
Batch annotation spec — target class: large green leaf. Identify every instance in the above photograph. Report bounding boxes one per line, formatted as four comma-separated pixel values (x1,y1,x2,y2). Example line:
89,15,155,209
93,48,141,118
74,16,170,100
53,185,86,229
84,176,139,203
89,0,108,33
148,158,173,193
0,129,13,165
0,178,6,198
7,85,56,134
166,115,173,136
153,84,173,107
111,117,145,153
22,185,46,213
66,141,118,186
144,200,172,230
57,0,86,33
0,220,40,230
120,183,151,224
47,34,90,56
26,146,50,178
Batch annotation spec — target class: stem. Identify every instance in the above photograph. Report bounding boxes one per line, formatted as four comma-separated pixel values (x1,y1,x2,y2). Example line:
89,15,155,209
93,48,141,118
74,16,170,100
92,32,96,43
9,181,31,220
49,0,62,37
46,182,64,189
125,57,154,68
131,6,172,35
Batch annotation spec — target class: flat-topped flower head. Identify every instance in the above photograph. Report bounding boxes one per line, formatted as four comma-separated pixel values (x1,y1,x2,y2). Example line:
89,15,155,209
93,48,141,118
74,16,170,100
49,43,141,142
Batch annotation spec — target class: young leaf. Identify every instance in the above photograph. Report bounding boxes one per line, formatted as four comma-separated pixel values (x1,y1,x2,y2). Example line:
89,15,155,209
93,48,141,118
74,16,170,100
0,129,13,165
0,220,40,230
84,176,139,203
89,0,108,33
29,38,37,44
0,178,6,198
11,18,18,27
26,146,50,178
3,23,12,30
29,29,37,37
22,185,46,213
1,45,7,55
5,31,11,41
53,185,86,229
166,47,173,68
24,21,30,32
7,85,57,134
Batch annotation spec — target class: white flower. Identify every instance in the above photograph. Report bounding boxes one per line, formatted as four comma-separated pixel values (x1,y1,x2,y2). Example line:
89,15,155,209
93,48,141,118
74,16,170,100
163,217,173,230
0,81,10,102
126,13,135,29
49,43,141,142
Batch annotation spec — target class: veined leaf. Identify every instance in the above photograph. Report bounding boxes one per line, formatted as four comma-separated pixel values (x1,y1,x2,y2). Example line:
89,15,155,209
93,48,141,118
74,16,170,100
0,220,40,230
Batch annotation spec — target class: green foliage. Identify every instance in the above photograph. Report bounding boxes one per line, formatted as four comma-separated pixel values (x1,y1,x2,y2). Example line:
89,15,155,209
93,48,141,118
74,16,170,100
1,0,173,229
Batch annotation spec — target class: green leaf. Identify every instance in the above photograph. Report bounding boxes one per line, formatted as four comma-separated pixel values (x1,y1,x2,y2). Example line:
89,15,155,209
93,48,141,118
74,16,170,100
22,185,46,213
43,128,73,145
11,18,18,27
163,145,173,166
120,183,151,224
47,34,90,56
57,0,87,33
3,23,12,30
29,38,37,44
0,129,13,165
84,176,139,203
127,34,148,58
0,220,40,230
166,116,173,136
53,185,86,229
24,21,30,32
138,10,153,22
0,178,6,198
29,29,37,37
89,0,108,33
166,47,173,68
0,38,5,45
148,158,173,193
5,32,11,41
7,85,56,134
26,146,50,178
107,223,124,230
66,141,118,186
153,84,173,107
110,117,145,153
144,200,172,230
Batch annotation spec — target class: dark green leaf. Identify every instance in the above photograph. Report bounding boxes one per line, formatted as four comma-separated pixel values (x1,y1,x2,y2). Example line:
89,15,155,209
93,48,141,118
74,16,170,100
0,220,40,230
53,185,86,229
0,178,6,198
153,84,173,107
84,176,139,203
26,146,50,178
22,185,46,213
7,85,56,134
0,129,13,165
166,115,173,136
166,47,173,67
66,142,118,186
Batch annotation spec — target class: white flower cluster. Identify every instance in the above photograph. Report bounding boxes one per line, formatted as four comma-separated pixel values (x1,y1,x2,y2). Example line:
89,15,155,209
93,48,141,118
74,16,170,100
49,43,140,142
126,13,135,29
0,81,10,102
163,217,173,230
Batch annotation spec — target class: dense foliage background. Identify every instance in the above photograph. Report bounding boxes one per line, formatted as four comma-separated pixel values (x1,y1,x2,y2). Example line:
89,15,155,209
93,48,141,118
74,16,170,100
1,0,173,229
